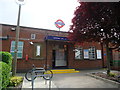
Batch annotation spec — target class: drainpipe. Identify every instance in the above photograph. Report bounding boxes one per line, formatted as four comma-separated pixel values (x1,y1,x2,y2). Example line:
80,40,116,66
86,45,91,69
101,42,105,68
45,37,48,69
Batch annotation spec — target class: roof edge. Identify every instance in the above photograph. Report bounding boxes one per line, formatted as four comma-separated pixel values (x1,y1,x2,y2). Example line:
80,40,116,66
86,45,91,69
1,23,68,33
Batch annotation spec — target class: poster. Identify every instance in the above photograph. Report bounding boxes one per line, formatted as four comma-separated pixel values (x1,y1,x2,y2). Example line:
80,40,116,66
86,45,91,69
97,50,102,59
84,49,89,59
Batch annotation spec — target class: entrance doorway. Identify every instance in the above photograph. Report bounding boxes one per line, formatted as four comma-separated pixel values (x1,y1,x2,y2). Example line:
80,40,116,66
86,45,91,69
52,45,67,68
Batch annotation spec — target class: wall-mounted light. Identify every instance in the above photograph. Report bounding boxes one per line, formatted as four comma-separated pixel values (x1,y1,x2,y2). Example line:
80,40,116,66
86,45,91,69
11,27,16,31
29,41,33,45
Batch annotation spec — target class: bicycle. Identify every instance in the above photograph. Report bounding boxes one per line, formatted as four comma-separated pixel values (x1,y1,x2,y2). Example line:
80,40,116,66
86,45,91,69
25,64,53,81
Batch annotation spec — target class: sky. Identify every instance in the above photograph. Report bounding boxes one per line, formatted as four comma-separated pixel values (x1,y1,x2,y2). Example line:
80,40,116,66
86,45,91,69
0,0,79,32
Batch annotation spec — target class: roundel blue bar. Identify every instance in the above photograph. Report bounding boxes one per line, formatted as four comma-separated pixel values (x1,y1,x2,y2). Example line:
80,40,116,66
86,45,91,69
55,19,65,28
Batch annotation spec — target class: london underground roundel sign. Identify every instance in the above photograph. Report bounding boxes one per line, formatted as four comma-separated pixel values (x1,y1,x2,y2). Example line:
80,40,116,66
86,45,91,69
55,19,65,28
16,0,26,5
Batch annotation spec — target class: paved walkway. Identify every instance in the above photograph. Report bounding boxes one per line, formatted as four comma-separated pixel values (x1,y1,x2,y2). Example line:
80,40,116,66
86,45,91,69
22,77,57,89
52,72,118,88
17,69,119,89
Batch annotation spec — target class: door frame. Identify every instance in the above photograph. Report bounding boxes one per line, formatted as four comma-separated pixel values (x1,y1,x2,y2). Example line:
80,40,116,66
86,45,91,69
52,48,68,69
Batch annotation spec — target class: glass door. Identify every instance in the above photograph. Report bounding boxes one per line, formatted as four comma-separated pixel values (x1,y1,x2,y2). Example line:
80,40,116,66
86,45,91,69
52,44,67,68
55,49,67,66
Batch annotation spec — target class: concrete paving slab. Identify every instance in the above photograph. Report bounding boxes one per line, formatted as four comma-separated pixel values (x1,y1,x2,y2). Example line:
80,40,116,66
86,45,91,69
52,72,119,88
22,77,57,90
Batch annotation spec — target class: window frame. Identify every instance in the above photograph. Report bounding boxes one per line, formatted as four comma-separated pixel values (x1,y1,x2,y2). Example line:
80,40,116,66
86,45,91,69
10,41,24,59
75,47,83,60
31,34,36,39
33,43,44,59
89,46,96,60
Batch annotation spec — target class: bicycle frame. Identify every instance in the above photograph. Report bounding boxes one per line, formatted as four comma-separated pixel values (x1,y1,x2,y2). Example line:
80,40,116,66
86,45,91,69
25,64,53,81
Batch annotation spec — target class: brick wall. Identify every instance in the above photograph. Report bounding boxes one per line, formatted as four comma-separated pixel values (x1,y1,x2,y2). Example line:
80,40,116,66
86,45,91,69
68,42,104,69
1,24,105,72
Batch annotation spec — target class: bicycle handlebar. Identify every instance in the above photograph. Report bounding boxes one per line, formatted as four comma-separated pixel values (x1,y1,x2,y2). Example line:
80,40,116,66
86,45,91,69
32,64,50,69
32,64,35,68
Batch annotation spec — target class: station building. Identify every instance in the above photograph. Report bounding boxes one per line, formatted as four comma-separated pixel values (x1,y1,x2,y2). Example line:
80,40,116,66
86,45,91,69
1,24,119,72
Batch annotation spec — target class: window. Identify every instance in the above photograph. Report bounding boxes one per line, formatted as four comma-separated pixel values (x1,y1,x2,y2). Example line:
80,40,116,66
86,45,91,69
36,45,41,56
31,34,36,39
75,47,83,59
89,47,96,59
10,41,24,58
96,50,102,59
84,49,89,59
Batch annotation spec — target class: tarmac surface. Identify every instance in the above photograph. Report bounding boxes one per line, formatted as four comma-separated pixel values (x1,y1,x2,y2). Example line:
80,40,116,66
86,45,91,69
17,69,119,89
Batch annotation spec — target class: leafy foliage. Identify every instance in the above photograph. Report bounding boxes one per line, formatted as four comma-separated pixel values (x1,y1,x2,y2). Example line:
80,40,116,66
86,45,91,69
108,72,117,77
0,61,11,89
69,2,120,51
8,76,23,87
0,51,13,67
0,62,2,90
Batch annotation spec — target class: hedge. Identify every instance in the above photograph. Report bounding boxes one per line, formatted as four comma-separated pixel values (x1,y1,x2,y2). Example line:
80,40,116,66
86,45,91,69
0,51,12,70
0,61,11,89
0,62,2,90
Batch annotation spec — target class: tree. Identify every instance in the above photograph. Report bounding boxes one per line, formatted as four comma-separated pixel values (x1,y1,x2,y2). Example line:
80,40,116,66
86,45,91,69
69,1,120,75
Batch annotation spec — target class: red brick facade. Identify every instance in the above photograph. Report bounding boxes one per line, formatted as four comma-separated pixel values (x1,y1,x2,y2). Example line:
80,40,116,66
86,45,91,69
1,24,105,72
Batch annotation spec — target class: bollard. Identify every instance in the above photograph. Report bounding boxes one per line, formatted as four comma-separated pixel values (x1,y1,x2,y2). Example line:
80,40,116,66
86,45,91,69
49,79,51,90
32,68,35,90
30,67,52,89
45,79,47,85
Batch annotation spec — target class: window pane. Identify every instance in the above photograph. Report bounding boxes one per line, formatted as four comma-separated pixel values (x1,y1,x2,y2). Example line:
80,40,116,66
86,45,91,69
18,41,23,46
17,53,22,58
11,52,15,57
11,41,23,46
75,49,80,59
97,50,102,59
31,34,36,39
11,41,15,46
75,48,83,59
36,45,40,56
84,49,89,59
11,47,15,51
89,47,96,59
11,53,22,58
18,47,23,51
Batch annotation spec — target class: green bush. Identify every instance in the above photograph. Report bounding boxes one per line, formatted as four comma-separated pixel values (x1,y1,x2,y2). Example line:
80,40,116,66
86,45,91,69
0,51,12,65
0,62,2,90
0,61,11,89
8,76,23,87
0,51,13,69
108,72,117,77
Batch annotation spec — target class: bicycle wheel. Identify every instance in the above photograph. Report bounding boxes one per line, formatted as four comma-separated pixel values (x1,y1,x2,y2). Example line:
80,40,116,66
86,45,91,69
43,70,53,80
25,69,37,81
